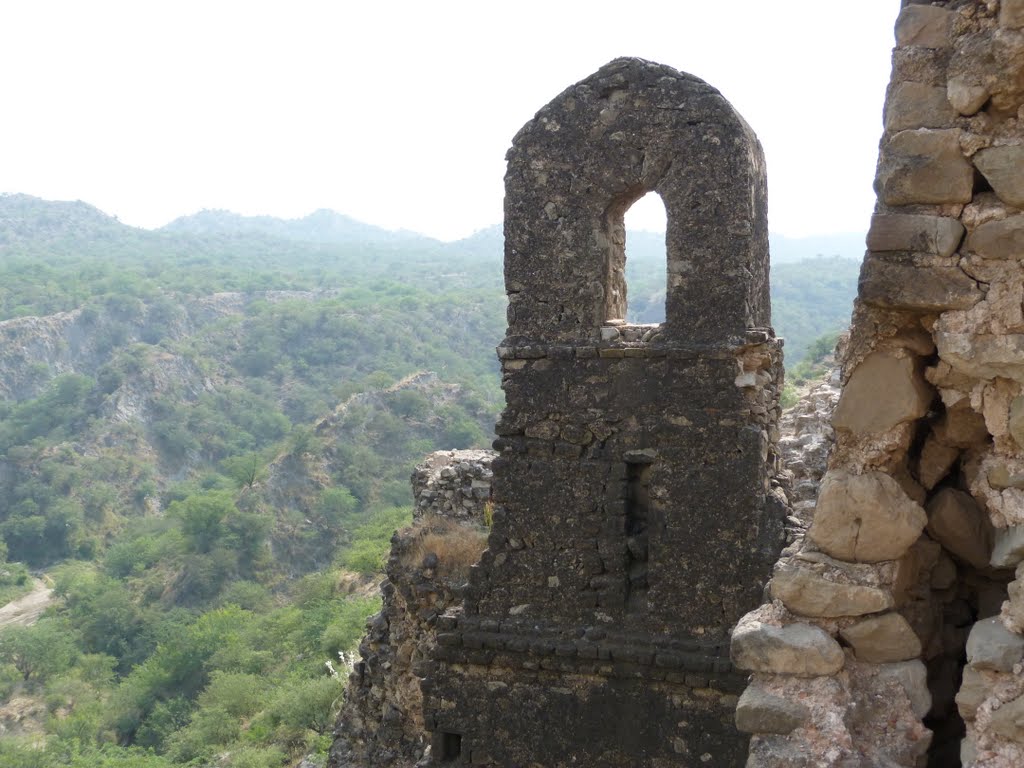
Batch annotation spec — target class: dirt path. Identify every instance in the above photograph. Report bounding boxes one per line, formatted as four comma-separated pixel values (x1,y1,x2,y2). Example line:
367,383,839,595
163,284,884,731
0,579,53,629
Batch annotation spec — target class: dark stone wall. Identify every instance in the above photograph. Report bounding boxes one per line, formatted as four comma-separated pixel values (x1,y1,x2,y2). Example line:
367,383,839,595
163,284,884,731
425,57,785,767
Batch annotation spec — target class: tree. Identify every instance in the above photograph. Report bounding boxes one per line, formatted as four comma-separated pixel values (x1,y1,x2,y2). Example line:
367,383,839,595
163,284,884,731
0,619,77,682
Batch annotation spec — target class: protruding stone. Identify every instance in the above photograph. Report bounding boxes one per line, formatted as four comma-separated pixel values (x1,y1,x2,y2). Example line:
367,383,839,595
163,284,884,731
770,565,894,618
734,684,811,735
934,403,990,447
884,82,957,131
833,352,933,436
895,5,954,49
731,616,845,677
916,434,960,490
877,660,933,719
974,146,1024,208
964,214,1024,260
948,76,991,116
989,693,1024,742
992,526,1024,568
966,617,1024,672
877,129,974,206
866,213,965,257
1009,395,1024,450
839,613,922,663
860,257,983,311
809,470,928,563
926,488,993,569
956,666,988,720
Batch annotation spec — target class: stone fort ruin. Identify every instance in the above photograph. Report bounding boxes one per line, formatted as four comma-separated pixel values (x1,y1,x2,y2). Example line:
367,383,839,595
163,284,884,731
330,2,1024,766
421,57,787,766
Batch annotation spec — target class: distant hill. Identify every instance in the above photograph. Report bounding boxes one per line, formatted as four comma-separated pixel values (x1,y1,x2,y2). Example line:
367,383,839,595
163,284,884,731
769,231,866,263
163,208,439,248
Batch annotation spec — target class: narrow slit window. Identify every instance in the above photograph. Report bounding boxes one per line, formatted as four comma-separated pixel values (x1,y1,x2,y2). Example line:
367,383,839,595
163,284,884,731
624,461,652,613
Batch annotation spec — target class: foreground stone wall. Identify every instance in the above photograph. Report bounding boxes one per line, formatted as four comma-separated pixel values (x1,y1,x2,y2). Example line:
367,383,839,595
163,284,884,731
423,58,786,767
327,451,494,768
731,3,1024,766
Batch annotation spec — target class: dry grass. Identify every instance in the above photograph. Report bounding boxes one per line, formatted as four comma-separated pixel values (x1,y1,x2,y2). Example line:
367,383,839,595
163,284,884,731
402,514,489,581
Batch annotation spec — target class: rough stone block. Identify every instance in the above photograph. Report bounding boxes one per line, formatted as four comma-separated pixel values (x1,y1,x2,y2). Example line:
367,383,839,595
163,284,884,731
730,616,844,677
1002,0,1024,30
895,5,954,49
770,565,894,618
992,525,1024,568
926,488,993,569
839,612,922,663
956,666,988,720
885,81,957,131
866,213,964,257
877,129,974,206
989,693,1024,742
734,684,810,735
833,352,932,436
948,76,990,116
808,470,927,563
962,215,1024,260
916,434,960,490
859,257,982,311
966,617,1024,672
973,145,1024,208
877,660,932,719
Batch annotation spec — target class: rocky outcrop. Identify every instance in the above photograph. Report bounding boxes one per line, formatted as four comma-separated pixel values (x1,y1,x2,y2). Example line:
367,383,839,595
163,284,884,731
732,3,1024,765
327,451,493,768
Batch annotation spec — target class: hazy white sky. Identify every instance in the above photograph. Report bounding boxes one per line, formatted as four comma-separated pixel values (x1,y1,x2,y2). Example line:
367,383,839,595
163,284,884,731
0,1,897,241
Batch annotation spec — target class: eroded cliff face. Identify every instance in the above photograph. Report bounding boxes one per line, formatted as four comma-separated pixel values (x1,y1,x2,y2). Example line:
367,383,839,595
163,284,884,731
327,451,493,768
731,3,1024,766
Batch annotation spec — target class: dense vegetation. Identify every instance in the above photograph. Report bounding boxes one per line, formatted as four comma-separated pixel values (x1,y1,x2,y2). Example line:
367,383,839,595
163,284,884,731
0,194,857,766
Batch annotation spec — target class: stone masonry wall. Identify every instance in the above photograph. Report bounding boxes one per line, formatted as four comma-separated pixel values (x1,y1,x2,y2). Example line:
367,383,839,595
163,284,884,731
730,3,1024,766
327,451,494,768
423,58,786,767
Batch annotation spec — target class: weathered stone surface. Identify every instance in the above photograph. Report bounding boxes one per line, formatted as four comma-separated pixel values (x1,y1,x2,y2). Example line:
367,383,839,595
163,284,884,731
877,129,974,206
992,525,1024,568
916,434,960,489
989,693,1024,742
770,565,894,618
424,58,784,768
948,76,991,115
895,5,954,49
832,352,932,436
926,488,993,569
731,617,844,677
859,257,983,311
964,214,1024,259
1010,395,1024,450
735,684,810,735
839,613,922,663
956,666,988,720
966,617,1024,672
876,660,933,719
1004,0,1024,30
885,82,957,131
809,470,928,563
866,213,964,257
974,145,1024,208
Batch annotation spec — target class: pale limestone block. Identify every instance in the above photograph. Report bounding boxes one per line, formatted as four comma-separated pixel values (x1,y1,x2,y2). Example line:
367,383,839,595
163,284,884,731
966,616,1024,672
877,129,974,206
833,352,933,436
974,145,1024,208
840,613,923,663
867,213,964,257
895,5,954,48
808,470,928,563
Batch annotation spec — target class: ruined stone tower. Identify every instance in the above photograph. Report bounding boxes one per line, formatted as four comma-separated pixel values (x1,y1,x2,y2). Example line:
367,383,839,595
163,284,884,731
423,57,785,767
